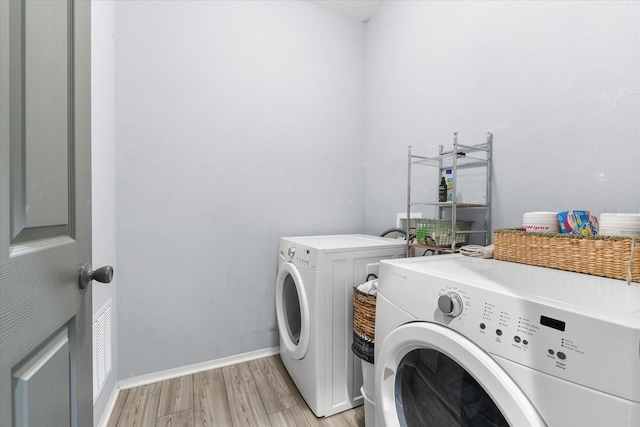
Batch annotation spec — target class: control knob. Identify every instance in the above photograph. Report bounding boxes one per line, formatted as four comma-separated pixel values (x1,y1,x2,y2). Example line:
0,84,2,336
287,247,296,258
438,292,464,317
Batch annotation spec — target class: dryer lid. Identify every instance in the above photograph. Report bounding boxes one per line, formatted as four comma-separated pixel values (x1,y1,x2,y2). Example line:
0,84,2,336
283,234,405,252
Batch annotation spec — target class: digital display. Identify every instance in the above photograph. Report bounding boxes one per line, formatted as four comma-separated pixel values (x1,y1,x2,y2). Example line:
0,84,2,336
540,315,566,331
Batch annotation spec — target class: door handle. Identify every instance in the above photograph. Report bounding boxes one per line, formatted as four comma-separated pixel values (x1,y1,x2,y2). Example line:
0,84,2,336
78,263,114,289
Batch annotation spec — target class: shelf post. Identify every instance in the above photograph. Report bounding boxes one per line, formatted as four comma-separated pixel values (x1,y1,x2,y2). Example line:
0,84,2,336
451,132,458,253
485,132,493,245
407,145,412,256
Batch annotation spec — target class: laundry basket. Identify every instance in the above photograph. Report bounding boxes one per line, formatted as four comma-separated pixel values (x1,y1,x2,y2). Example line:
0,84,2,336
352,281,378,427
352,285,376,364
415,218,473,247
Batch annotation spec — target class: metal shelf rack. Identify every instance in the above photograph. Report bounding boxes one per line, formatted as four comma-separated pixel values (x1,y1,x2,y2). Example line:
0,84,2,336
406,132,493,255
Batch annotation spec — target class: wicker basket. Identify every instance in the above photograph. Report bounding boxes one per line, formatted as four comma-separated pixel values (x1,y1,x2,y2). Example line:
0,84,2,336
494,228,639,283
352,287,376,363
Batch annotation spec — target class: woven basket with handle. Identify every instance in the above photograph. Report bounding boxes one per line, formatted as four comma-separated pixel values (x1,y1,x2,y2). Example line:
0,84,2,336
352,286,376,363
494,228,639,284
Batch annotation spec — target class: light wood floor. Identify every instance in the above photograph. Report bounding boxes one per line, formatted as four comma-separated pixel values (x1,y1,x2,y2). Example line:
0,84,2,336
107,354,365,427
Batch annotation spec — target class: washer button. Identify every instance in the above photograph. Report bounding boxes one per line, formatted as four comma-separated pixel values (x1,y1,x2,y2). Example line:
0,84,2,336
557,352,566,360
514,336,521,343
480,323,486,330
496,329,502,336
523,340,528,345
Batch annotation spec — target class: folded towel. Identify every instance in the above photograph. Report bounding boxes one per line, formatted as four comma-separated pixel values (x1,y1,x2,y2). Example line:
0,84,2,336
460,244,494,259
357,279,378,296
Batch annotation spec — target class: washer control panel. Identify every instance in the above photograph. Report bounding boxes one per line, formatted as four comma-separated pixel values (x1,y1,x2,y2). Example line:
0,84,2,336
432,282,638,401
285,245,313,268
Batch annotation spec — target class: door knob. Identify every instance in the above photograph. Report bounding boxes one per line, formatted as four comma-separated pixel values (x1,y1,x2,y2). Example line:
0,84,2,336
78,263,114,289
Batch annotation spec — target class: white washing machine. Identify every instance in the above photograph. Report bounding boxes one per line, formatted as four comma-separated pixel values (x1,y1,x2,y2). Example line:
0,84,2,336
276,234,406,417
374,255,640,427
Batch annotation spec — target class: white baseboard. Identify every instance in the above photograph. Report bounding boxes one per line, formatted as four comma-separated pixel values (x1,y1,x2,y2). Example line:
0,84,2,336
96,384,120,427
95,346,280,427
117,346,280,390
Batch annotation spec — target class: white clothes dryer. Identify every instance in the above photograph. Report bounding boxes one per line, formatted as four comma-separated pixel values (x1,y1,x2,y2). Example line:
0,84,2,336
374,255,640,427
276,234,405,417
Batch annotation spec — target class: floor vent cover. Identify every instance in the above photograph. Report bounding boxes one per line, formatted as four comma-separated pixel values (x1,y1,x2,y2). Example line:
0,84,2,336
92,300,112,402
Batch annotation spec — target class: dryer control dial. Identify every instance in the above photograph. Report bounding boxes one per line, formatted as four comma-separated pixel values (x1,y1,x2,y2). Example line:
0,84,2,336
287,247,296,258
438,292,464,317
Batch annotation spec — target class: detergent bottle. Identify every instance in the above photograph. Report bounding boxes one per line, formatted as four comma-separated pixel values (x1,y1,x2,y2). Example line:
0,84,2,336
445,169,454,201
439,177,447,202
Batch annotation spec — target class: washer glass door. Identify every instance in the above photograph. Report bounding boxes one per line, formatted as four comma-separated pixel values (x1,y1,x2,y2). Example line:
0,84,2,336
396,349,507,426
283,273,302,344
275,262,310,360
376,322,547,427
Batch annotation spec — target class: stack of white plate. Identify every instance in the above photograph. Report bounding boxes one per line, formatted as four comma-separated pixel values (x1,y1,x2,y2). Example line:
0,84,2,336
599,213,640,238
523,211,560,233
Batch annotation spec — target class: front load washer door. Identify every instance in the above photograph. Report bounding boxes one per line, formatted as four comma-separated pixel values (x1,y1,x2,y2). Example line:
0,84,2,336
376,322,547,427
275,262,310,360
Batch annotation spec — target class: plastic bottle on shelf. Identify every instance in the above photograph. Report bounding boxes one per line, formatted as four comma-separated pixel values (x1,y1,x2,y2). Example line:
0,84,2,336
439,177,447,202
445,169,454,201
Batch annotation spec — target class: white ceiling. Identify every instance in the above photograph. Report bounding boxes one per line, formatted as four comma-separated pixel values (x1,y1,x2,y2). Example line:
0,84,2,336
307,0,382,22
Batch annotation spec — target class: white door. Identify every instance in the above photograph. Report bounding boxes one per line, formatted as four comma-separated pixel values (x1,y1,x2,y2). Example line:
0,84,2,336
275,262,310,360
0,1,98,426
375,322,547,427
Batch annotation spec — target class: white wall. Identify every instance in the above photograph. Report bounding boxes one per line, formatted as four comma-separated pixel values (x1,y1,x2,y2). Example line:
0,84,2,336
114,0,366,378
102,0,639,395
91,0,117,424
363,1,640,234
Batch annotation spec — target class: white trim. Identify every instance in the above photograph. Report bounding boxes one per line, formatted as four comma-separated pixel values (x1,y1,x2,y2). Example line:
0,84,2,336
96,346,280,426
117,346,279,390
96,384,120,427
